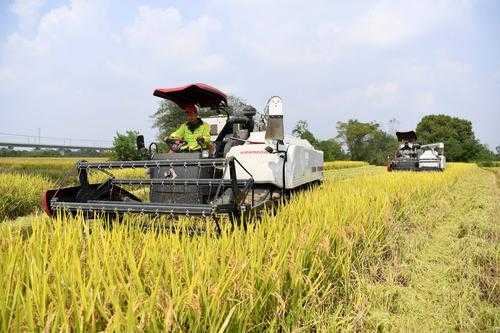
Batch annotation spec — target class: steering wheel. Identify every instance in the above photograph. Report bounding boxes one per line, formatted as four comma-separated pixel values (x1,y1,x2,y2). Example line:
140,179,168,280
164,138,186,152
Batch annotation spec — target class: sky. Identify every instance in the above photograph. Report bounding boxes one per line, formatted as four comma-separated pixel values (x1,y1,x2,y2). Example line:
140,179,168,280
0,0,499,148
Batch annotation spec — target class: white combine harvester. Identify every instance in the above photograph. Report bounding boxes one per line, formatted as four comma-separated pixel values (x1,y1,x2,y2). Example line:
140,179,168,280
388,130,446,171
42,83,324,223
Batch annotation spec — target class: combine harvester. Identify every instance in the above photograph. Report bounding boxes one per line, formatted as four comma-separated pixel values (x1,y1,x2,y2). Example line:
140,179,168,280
41,83,324,222
388,130,446,171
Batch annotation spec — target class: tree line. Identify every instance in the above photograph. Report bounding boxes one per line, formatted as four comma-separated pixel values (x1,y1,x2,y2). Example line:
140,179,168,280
0,147,108,158
293,115,499,165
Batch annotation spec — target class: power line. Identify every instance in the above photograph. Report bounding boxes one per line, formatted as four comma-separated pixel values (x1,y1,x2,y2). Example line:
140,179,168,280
0,142,110,150
0,131,112,144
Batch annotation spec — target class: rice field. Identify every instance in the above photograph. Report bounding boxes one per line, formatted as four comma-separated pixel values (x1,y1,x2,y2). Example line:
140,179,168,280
0,157,147,220
0,158,498,331
0,158,363,221
0,157,106,181
0,173,54,221
323,160,368,170
0,158,367,177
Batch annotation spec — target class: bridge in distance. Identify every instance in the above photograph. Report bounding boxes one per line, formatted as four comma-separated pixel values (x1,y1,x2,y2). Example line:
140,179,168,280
0,142,111,151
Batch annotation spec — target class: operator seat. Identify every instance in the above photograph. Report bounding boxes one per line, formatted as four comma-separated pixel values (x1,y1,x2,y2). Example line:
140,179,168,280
214,106,256,157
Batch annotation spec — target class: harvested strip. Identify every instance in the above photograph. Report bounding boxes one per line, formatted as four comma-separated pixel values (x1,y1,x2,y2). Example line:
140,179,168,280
352,167,500,331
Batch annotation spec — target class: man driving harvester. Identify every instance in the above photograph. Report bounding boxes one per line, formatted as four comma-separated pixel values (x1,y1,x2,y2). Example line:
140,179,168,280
167,104,212,152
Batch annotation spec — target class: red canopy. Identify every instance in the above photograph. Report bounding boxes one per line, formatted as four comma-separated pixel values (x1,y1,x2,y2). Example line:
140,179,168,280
153,83,227,109
396,131,417,142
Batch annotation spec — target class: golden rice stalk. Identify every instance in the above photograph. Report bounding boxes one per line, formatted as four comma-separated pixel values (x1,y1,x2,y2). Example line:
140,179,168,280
0,163,474,331
0,173,54,221
324,161,369,170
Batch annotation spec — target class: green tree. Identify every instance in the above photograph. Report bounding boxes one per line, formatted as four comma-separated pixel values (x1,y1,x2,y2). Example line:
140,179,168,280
292,120,345,161
370,130,399,165
336,119,397,165
152,101,194,141
292,120,318,146
112,130,142,161
226,95,251,115
317,139,345,161
416,114,492,162
474,143,496,161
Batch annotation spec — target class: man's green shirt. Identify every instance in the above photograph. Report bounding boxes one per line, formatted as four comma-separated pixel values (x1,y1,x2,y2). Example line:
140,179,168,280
169,121,211,151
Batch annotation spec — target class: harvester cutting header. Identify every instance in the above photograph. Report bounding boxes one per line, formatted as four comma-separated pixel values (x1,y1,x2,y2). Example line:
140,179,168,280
42,83,324,221
388,130,446,171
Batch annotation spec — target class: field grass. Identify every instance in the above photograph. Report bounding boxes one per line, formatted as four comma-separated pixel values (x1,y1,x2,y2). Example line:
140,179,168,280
0,157,148,221
0,158,367,222
0,157,146,184
1,163,496,331
0,173,54,221
324,160,369,170
1,158,370,179
0,157,106,181
477,160,500,167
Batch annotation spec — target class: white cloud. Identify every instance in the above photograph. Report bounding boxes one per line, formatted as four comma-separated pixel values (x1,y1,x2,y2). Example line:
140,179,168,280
11,0,44,15
345,0,470,47
123,6,223,71
212,0,471,68
1,0,498,149
414,92,435,111
0,1,225,142
365,82,399,100
10,0,46,31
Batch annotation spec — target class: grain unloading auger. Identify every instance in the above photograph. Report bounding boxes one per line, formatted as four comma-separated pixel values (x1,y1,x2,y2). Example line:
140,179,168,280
41,83,324,222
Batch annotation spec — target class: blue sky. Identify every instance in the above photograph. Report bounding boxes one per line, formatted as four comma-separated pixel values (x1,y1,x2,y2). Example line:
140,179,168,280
0,0,499,149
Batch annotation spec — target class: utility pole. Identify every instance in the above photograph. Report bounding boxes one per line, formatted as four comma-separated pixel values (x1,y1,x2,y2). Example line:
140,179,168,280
38,128,41,144
388,118,399,135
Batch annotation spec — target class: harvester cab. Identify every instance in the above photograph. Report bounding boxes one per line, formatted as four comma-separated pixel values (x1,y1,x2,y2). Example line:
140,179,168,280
388,130,446,172
41,83,324,223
